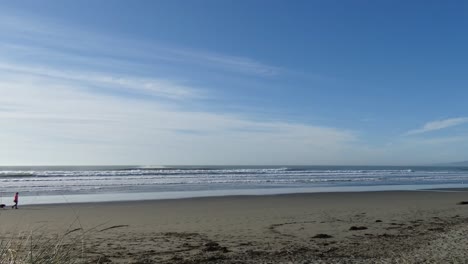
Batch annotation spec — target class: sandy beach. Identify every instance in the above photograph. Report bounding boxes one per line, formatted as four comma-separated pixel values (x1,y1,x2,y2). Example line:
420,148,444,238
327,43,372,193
1,190,468,263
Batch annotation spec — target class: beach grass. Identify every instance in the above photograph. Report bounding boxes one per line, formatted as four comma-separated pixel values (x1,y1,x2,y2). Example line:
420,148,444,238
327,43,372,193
0,216,111,264
0,229,84,264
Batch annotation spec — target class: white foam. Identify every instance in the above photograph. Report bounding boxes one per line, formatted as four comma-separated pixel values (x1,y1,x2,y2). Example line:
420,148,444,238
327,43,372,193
1,167,468,196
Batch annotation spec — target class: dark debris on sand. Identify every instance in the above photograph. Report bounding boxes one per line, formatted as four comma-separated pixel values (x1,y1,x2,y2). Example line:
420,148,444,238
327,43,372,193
349,226,368,231
203,241,230,253
312,234,333,239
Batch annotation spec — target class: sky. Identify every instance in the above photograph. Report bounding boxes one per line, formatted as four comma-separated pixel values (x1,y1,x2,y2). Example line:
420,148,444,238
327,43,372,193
1,0,468,166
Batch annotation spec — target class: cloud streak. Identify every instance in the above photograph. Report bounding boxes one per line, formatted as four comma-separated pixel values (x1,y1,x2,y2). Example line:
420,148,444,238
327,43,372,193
0,62,200,100
406,117,468,135
0,12,280,77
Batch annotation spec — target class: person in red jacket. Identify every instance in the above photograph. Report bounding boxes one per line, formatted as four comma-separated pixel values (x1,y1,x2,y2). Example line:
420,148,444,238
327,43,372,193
12,192,18,209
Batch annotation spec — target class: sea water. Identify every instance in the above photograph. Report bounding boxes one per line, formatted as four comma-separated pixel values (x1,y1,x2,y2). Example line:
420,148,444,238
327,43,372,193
1,166,468,205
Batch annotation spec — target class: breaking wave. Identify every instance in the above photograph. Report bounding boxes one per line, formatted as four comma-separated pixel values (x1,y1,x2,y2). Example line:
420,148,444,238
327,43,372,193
0,166,466,195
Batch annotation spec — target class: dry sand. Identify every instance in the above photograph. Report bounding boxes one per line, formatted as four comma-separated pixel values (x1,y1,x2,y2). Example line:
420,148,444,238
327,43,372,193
1,190,468,263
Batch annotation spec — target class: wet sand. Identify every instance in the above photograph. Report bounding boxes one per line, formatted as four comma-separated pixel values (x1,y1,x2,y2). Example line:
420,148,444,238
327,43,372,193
1,190,468,263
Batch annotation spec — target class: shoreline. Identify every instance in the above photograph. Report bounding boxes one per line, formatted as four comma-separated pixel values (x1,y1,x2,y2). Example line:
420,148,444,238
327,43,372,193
14,189,468,209
11,183,468,206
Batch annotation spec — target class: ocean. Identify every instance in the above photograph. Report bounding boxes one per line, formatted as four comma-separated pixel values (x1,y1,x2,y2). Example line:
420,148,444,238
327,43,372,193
1,166,468,205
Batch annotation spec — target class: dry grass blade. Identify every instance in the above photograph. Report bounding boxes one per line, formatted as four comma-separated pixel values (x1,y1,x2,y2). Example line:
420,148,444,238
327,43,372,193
64,228,83,236
99,225,129,232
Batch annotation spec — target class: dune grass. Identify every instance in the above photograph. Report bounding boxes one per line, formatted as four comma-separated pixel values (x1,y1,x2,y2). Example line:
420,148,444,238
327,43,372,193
0,228,85,264
0,216,113,264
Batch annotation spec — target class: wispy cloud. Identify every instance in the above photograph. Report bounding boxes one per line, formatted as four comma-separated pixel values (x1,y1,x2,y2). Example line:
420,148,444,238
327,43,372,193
0,62,199,100
406,117,468,135
0,12,280,77
171,49,280,76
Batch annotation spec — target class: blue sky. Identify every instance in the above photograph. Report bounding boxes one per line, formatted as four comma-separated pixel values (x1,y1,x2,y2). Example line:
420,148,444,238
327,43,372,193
1,0,468,165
